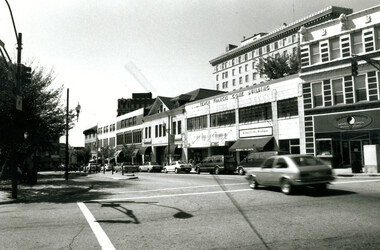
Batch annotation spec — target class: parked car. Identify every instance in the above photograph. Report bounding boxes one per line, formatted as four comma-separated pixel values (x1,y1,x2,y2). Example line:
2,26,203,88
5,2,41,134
114,165,122,173
86,163,100,173
236,151,286,175
195,155,237,174
246,154,335,195
121,162,139,173
163,161,192,174
139,162,163,172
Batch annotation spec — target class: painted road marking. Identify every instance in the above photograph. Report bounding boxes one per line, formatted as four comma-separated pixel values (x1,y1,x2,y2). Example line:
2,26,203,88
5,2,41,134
92,189,253,202
77,202,116,250
114,182,248,194
332,179,380,184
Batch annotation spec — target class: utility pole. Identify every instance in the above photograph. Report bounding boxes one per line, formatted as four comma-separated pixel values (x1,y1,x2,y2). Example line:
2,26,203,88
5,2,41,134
11,32,22,199
65,88,69,180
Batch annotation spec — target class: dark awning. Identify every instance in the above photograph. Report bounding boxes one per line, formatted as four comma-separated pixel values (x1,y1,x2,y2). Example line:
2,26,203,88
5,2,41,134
138,147,149,155
229,137,273,152
132,149,139,157
164,145,177,154
114,150,122,158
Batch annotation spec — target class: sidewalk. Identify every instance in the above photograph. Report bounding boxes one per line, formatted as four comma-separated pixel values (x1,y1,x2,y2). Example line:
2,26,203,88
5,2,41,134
333,168,380,177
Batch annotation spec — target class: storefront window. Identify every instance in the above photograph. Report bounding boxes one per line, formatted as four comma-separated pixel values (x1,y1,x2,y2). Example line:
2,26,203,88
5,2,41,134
210,110,236,127
316,139,332,156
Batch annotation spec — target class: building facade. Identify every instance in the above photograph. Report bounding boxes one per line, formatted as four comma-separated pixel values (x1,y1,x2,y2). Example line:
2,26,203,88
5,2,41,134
299,5,380,172
117,92,155,117
210,6,353,92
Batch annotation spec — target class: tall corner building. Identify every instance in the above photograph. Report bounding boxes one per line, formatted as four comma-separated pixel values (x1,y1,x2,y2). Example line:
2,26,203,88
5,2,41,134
209,6,353,92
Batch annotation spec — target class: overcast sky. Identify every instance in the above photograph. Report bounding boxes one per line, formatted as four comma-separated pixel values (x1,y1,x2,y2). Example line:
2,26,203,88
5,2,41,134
1,0,379,146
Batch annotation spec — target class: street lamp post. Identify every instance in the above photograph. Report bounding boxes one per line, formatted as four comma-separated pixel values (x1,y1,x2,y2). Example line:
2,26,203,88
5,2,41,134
65,89,81,180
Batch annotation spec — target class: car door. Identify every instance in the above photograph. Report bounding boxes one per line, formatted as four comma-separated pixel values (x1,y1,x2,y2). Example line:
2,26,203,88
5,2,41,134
271,157,288,185
256,158,275,185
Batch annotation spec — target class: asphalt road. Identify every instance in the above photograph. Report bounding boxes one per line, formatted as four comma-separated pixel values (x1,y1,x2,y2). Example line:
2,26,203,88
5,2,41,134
1,172,380,250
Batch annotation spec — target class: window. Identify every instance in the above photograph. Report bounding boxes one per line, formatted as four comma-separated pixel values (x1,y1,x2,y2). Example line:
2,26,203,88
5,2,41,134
266,44,270,53
187,115,207,130
239,77,242,84
216,84,219,90
376,26,380,50
245,64,248,72
352,31,363,54
277,98,298,118
239,66,242,74
232,69,235,76
245,75,249,83
155,125,158,137
332,78,344,105
310,43,320,64
210,110,236,127
363,29,375,52
172,121,176,135
354,75,367,102
330,37,340,60
279,139,300,154
262,158,274,168
148,127,151,138
178,121,182,134
312,82,323,107
275,158,288,168
340,36,351,58
300,47,310,67
239,103,272,123
233,79,236,86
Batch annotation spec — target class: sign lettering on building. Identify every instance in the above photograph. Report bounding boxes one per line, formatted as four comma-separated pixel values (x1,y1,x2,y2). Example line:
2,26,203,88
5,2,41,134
239,127,273,138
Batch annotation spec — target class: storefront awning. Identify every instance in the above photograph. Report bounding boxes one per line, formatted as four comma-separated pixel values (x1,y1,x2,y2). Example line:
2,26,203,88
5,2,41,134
164,145,177,154
138,147,149,155
132,149,139,157
114,150,122,158
229,137,273,152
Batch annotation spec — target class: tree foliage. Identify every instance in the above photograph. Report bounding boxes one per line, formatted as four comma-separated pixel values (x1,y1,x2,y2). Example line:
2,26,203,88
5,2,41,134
0,60,75,179
99,145,116,164
258,53,300,80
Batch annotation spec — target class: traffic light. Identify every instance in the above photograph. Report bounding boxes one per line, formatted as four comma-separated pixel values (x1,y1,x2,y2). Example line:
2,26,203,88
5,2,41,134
20,64,32,84
351,59,358,77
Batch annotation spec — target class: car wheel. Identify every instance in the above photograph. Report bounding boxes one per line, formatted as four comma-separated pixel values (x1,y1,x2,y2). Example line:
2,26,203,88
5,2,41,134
196,168,200,174
164,168,168,174
175,168,179,174
214,167,220,175
238,168,245,175
249,176,259,189
281,179,293,195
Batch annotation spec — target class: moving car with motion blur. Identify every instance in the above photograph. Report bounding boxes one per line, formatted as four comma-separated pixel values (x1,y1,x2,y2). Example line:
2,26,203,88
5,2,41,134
120,162,139,173
236,151,285,175
246,155,334,195
139,162,163,172
163,161,192,174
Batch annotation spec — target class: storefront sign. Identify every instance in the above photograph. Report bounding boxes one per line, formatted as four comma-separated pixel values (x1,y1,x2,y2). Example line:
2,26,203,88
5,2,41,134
239,127,273,138
333,114,373,130
314,110,380,133
192,85,271,109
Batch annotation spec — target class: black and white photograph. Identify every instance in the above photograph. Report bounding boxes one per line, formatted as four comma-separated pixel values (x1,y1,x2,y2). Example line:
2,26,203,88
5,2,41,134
1,0,380,249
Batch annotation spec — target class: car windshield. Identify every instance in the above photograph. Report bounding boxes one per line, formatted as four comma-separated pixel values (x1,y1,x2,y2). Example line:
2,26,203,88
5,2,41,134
291,156,325,167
